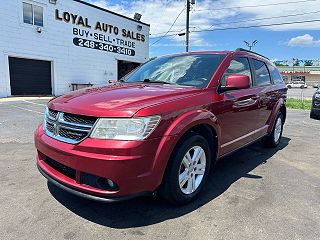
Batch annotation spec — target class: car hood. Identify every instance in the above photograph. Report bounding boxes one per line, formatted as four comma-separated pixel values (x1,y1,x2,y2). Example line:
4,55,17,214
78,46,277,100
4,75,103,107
48,83,201,117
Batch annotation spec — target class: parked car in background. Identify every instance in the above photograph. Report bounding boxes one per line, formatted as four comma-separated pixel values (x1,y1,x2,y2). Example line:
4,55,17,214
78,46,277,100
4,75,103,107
312,83,319,88
286,81,308,89
35,49,287,205
310,88,320,120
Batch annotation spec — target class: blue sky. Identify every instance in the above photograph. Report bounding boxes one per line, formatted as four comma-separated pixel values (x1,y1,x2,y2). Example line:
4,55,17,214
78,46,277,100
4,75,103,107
86,0,320,61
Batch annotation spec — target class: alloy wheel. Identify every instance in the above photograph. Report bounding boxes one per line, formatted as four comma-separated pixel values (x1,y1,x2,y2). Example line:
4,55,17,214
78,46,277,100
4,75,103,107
274,117,282,143
178,146,206,195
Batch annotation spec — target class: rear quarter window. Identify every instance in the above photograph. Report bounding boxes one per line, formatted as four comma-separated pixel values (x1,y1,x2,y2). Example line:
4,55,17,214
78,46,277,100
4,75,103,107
252,59,272,86
268,64,284,84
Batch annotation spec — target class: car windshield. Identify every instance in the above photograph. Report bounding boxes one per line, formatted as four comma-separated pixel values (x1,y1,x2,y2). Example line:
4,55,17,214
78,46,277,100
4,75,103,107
122,54,226,88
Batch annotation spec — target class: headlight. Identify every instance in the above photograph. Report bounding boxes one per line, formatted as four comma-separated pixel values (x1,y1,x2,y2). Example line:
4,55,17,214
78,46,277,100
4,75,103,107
90,115,161,140
43,107,48,130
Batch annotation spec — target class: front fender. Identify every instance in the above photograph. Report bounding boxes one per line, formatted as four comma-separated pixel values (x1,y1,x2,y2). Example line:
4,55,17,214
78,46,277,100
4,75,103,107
149,109,220,190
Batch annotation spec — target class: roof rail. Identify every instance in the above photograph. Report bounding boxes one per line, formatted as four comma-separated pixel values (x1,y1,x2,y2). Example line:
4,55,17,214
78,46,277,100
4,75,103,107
235,48,270,60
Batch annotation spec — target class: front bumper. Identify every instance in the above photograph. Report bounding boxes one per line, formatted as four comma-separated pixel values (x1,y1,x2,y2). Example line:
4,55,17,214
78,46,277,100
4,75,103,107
311,106,320,116
35,124,167,199
37,164,151,202
311,99,320,116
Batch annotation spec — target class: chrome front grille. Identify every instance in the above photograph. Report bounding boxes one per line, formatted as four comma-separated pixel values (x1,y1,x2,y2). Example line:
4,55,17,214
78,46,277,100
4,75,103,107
48,109,58,119
63,113,97,126
44,108,97,144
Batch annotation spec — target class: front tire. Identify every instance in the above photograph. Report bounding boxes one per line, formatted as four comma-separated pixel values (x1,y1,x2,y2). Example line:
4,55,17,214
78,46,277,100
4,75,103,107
310,110,319,119
262,112,284,148
159,134,212,205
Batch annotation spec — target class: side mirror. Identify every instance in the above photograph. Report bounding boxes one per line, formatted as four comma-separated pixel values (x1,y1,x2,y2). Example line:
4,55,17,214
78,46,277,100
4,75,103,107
220,74,250,92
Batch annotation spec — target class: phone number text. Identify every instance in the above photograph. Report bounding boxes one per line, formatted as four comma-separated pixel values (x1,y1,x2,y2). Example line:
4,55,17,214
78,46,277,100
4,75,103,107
73,37,135,56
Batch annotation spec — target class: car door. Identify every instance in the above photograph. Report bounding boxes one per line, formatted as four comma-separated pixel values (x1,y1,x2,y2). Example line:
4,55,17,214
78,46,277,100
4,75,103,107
216,57,262,155
251,58,274,131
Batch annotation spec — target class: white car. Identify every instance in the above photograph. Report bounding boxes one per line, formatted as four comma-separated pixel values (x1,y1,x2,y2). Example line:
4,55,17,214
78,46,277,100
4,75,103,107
286,81,308,89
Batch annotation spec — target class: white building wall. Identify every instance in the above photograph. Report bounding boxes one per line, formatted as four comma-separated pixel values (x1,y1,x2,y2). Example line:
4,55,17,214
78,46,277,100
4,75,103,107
0,0,150,97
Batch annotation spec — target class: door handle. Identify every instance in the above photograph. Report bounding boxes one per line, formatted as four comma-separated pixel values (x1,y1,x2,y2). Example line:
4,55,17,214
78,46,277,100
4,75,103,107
233,98,258,109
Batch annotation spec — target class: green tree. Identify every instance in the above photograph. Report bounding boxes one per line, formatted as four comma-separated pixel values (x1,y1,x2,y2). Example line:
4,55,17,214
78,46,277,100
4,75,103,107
304,60,313,66
293,59,301,66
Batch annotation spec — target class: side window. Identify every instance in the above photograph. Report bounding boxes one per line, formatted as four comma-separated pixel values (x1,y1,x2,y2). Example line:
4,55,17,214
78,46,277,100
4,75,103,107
23,2,33,25
33,5,44,26
252,59,271,86
268,64,284,84
221,57,252,86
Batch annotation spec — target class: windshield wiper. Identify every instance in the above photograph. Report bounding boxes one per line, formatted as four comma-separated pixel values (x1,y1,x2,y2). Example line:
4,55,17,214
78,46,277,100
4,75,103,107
141,79,171,84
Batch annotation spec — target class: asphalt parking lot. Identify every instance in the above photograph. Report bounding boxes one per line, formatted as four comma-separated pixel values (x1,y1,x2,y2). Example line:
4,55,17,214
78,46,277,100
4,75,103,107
287,88,317,99
0,98,319,240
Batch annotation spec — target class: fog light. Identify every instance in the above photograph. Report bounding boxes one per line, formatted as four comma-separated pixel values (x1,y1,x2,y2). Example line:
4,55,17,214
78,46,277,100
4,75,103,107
81,173,119,191
107,179,115,188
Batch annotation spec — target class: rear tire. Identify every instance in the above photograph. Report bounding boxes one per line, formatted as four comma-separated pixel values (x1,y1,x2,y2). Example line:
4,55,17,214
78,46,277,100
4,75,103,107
159,134,212,205
262,112,284,148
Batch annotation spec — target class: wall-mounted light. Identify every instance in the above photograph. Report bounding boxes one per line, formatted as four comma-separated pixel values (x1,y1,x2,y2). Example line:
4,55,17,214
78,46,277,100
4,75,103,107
36,27,42,33
137,25,142,31
133,13,142,21
49,0,57,4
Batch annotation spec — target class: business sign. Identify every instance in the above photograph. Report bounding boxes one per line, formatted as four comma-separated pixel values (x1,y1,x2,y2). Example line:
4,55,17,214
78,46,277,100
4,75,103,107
55,9,147,57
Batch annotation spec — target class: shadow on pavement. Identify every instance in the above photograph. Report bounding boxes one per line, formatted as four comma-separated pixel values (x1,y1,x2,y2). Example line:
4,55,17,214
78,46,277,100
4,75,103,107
48,137,290,229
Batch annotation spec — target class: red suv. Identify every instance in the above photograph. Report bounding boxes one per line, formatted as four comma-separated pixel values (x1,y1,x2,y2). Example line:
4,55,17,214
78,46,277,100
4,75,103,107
35,49,287,205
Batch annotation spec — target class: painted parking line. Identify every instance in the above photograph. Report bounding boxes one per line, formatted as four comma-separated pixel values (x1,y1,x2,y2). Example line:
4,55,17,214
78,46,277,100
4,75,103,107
22,100,47,107
0,96,52,103
7,104,43,115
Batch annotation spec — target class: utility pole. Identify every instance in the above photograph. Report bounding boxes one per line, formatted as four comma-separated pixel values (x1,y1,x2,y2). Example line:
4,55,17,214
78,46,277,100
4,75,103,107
185,0,195,52
186,0,191,52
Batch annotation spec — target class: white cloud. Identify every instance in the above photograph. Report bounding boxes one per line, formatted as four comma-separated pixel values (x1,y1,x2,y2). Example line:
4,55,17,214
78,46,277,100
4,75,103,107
89,0,236,47
88,0,320,48
288,34,320,47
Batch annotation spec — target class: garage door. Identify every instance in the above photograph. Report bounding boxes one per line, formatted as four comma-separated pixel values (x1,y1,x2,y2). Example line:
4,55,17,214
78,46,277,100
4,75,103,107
9,57,52,95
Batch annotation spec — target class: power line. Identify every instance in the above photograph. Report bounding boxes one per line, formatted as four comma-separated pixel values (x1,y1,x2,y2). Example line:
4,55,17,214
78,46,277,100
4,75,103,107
150,28,184,37
193,0,318,12
149,19,320,42
192,19,320,33
196,10,320,31
150,6,186,46
150,10,320,37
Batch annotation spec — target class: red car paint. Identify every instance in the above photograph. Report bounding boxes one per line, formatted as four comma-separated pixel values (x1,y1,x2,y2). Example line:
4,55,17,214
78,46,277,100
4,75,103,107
35,50,287,201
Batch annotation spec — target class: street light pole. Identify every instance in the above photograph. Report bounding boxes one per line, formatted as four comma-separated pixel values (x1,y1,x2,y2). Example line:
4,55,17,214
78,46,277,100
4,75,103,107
244,40,258,51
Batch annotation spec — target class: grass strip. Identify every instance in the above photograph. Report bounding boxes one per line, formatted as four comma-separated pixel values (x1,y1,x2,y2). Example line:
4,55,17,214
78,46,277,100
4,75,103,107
286,98,312,110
